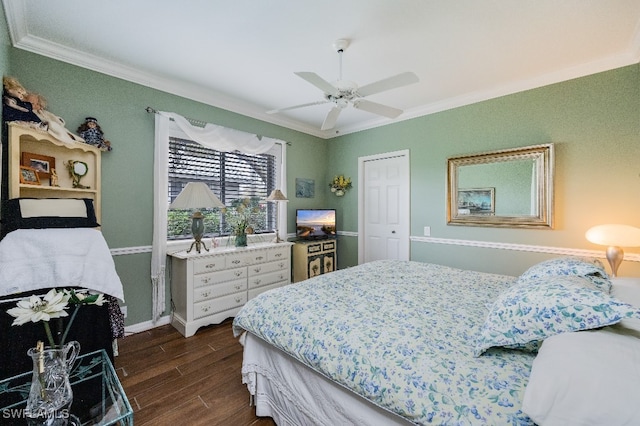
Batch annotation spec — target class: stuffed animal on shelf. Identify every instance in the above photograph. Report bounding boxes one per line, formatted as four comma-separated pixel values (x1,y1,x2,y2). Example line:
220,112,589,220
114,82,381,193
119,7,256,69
25,92,86,146
77,117,112,151
2,76,43,125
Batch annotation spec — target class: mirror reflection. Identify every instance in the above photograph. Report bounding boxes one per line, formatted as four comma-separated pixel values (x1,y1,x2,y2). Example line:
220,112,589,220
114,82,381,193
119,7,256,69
447,144,554,228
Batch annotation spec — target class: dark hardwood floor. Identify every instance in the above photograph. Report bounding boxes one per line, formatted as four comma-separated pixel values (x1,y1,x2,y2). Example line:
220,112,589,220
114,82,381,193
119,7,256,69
115,318,276,426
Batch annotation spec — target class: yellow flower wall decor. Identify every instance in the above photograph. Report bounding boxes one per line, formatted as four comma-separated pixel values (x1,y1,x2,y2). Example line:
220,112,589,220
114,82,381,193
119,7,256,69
329,175,352,196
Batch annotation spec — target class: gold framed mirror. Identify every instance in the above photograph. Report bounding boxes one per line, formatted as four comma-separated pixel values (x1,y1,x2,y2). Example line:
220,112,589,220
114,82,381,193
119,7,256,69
447,144,554,228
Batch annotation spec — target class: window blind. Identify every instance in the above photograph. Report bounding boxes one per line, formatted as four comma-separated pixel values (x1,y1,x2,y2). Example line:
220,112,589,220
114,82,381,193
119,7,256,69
168,137,276,238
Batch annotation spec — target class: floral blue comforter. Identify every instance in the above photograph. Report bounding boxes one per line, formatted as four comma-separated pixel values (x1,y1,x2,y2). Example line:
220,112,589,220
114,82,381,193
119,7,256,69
233,260,535,425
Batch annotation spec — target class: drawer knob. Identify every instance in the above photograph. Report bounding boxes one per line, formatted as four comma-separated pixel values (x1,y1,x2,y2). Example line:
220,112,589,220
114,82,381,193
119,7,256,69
253,267,261,273
235,297,242,303
279,262,285,268
275,253,282,258
235,271,242,277
206,264,216,269
232,260,241,264
235,284,242,290
202,291,210,298
256,256,264,260
202,306,209,312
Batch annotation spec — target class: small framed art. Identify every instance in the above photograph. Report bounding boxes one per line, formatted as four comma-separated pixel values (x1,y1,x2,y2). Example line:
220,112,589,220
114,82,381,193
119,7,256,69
457,188,495,215
295,178,315,198
19,166,41,185
22,152,55,180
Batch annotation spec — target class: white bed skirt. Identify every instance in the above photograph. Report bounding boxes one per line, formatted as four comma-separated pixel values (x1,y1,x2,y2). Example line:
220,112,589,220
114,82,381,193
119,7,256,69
241,332,413,426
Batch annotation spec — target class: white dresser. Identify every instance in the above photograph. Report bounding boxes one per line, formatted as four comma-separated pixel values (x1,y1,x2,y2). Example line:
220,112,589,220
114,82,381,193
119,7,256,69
169,242,293,337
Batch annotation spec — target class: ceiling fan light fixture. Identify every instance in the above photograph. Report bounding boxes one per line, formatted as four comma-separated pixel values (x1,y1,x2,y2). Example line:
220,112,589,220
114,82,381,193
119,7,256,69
268,38,419,131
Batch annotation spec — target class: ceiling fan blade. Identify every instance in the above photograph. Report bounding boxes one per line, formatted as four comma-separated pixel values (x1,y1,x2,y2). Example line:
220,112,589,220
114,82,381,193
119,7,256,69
321,106,342,130
295,72,339,96
353,99,403,119
267,100,329,114
356,71,419,97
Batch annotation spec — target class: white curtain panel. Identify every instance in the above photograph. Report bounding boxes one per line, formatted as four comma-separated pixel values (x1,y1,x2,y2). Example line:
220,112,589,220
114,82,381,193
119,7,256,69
151,111,286,323
151,113,169,324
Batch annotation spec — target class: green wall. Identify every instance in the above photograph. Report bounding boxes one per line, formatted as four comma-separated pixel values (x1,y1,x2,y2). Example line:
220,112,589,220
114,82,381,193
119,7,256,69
327,64,640,277
3,12,640,326
4,46,327,326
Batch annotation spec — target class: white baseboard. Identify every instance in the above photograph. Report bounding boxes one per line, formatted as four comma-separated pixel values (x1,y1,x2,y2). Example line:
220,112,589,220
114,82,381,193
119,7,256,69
124,314,171,336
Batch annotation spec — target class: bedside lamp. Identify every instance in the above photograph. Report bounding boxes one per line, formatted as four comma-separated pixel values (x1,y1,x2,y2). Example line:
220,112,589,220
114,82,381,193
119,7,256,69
170,182,225,253
585,224,640,277
265,189,288,243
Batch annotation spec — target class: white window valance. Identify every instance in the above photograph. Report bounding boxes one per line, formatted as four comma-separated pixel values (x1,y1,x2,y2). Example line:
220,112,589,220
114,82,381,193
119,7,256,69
151,111,287,323
158,111,278,154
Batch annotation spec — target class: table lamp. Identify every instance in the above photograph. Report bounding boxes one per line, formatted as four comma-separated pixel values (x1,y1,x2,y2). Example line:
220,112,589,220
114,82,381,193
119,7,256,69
585,224,640,277
265,189,288,243
170,182,225,253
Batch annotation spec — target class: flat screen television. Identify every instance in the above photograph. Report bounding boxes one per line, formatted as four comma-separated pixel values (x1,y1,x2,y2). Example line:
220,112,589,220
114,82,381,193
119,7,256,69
296,209,336,240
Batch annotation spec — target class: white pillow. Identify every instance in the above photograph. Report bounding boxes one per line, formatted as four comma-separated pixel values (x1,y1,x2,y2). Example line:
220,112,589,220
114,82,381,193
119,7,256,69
522,328,640,425
612,277,640,334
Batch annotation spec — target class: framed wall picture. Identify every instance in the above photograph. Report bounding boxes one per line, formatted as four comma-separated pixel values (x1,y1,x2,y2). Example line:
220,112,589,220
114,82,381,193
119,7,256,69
457,188,495,215
295,178,315,198
19,166,41,185
22,152,55,180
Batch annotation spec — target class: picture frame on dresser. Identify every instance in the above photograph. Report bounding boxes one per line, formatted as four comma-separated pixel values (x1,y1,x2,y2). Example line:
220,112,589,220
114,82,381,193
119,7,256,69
21,151,55,180
19,166,40,185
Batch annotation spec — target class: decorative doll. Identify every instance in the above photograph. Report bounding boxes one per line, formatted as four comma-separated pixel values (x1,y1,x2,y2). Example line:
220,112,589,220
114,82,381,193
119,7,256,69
25,92,86,145
77,117,112,151
2,76,42,124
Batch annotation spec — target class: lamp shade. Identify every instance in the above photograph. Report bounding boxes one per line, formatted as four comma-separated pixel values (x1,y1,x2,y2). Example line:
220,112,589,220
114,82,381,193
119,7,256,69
265,189,288,202
169,182,225,209
585,224,640,247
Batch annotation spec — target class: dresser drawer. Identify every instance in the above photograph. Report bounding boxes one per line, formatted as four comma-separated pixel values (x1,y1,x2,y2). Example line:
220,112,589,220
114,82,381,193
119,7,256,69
193,256,226,275
248,269,289,289
268,246,290,261
322,241,335,251
193,279,246,302
306,243,323,254
248,259,288,276
193,292,248,319
226,254,251,268
193,267,246,288
246,251,268,264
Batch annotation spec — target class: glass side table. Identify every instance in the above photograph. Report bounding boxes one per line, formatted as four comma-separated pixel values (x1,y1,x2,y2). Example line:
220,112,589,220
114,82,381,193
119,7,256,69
0,349,133,425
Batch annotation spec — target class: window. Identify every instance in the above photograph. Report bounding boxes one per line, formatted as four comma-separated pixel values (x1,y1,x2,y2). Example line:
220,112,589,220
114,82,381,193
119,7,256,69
167,136,280,240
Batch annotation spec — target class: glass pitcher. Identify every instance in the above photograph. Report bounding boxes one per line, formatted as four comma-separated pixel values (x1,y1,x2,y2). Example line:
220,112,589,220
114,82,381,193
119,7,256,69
25,341,80,425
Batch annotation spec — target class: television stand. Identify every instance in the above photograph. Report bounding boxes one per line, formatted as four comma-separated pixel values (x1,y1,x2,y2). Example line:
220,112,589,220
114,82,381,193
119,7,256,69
292,239,336,282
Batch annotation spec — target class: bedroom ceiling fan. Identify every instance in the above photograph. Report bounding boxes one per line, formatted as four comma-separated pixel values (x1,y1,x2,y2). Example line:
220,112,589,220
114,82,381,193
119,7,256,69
267,39,419,131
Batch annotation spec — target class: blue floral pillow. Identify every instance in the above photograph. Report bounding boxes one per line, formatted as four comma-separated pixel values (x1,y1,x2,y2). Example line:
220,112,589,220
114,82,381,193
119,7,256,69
474,275,639,357
517,256,611,293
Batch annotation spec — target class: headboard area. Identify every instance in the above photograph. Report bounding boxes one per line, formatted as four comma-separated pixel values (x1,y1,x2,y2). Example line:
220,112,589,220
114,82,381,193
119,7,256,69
1,197,99,236
0,197,123,378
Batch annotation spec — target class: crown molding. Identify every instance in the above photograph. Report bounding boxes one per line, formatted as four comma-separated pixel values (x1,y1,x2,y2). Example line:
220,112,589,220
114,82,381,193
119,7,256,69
4,0,640,141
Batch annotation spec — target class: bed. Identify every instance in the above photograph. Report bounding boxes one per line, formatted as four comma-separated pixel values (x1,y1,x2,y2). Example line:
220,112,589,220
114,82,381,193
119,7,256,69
233,258,640,425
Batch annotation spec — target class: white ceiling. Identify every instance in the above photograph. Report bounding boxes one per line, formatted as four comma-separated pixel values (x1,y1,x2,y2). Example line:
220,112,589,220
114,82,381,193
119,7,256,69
3,0,640,139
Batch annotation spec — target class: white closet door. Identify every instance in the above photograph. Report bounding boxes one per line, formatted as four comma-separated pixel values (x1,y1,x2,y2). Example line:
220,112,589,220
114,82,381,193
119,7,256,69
358,150,410,264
